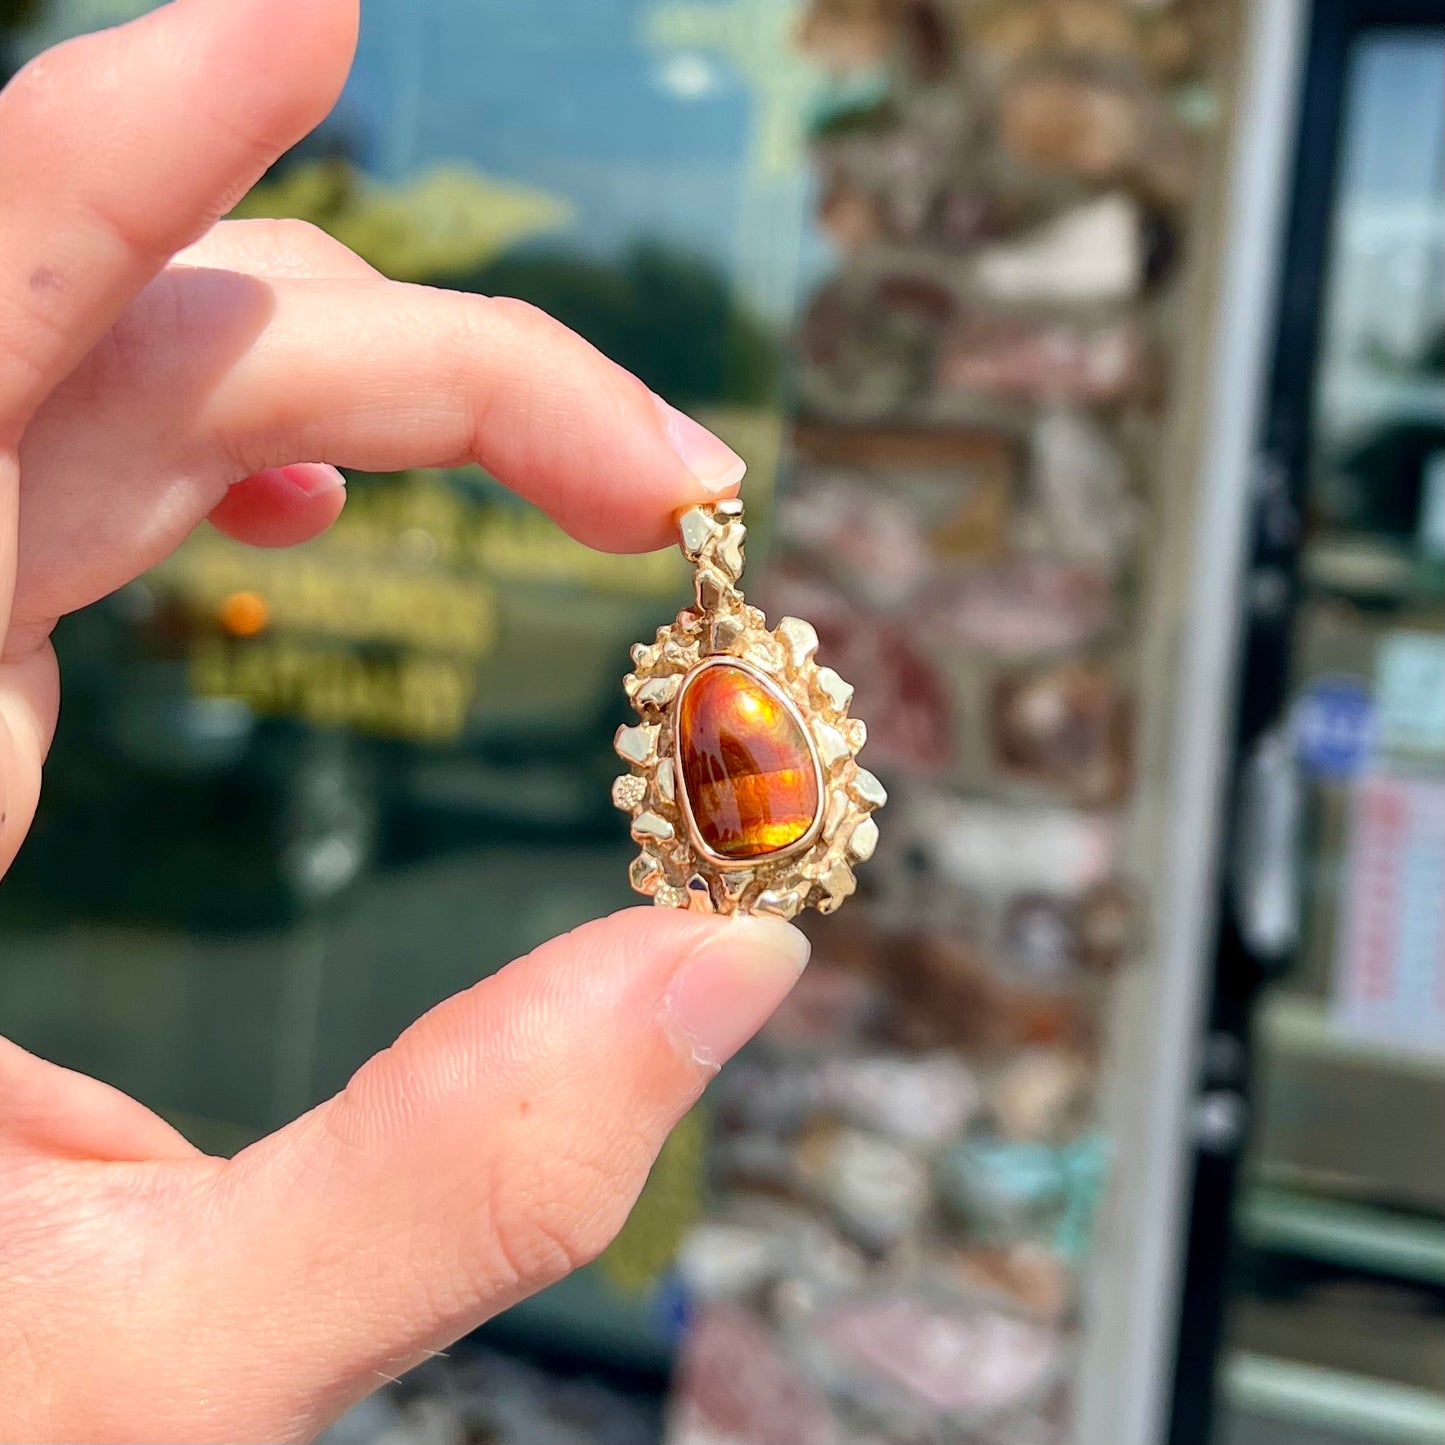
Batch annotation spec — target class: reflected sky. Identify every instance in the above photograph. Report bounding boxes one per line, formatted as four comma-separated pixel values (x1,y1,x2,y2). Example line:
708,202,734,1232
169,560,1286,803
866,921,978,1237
19,0,828,318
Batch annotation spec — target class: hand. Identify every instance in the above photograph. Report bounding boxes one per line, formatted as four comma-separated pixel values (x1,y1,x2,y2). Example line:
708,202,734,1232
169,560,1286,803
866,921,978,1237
0,3,808,1439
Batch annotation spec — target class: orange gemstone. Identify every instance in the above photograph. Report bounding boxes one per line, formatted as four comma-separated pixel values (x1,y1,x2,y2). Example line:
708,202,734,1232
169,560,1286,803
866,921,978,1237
678,663,820,860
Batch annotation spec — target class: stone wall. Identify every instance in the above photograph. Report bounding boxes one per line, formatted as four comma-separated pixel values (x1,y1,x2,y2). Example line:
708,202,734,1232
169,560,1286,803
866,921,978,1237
668,4,1228,1441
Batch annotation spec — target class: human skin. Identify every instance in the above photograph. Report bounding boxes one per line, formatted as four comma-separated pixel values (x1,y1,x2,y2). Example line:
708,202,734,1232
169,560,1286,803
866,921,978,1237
0,1,808,1438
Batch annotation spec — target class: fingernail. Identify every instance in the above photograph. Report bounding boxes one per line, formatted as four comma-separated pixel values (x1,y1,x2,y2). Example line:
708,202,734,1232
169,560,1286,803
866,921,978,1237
652,394,747,494
275,463,346,497
663,917,810,1071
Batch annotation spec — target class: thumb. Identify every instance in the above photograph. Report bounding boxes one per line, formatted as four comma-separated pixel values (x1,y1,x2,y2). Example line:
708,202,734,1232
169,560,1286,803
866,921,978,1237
194,908,808,1438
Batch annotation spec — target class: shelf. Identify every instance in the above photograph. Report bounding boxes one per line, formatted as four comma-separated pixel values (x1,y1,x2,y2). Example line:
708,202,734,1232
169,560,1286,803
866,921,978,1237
1301,537,1445,606
1259,993,1445,1079
1223,1353,1445,1445
1239,1187,1445,1284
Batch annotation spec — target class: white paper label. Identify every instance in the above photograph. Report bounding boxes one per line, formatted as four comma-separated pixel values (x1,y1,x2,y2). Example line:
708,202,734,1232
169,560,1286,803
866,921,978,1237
1375,632,1445,757
1332,770,1445,1053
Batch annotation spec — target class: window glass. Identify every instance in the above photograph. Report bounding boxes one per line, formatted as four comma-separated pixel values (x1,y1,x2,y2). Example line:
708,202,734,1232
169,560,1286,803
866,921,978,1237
0,0,821,1365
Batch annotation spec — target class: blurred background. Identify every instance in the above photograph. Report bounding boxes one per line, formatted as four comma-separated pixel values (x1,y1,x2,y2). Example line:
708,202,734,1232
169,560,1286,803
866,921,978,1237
0,0,1441,1441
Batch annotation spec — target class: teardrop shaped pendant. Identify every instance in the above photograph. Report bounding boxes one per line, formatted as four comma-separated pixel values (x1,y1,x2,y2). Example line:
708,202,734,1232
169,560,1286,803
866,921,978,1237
613,498,884,919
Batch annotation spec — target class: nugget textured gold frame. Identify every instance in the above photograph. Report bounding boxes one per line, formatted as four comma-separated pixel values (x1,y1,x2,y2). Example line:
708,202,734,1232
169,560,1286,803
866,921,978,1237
612,499,885,919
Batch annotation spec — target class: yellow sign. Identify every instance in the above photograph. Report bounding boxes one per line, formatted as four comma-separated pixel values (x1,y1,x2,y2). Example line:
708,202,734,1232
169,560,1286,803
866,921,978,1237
157,534,498,659
156,444,778,746
191,637,475,744
596,1106,706,1297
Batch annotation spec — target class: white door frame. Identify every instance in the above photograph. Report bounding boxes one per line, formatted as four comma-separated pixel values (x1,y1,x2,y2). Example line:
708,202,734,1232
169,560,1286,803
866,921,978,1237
1074,0,1313,1439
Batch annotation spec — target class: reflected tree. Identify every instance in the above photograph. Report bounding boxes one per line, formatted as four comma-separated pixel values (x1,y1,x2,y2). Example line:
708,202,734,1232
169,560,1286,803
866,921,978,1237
1,0,45,84
463,244,781,406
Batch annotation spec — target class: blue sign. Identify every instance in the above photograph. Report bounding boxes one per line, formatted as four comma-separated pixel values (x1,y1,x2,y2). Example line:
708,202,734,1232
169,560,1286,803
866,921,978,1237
1293,677,1376,778
647,1269,693,1345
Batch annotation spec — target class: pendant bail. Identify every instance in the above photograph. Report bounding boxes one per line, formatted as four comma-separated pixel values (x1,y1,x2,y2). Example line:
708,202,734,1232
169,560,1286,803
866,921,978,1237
676,499,747,614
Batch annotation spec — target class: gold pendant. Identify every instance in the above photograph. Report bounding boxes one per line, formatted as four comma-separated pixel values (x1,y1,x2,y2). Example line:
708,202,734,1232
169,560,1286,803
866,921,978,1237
613,498,884,920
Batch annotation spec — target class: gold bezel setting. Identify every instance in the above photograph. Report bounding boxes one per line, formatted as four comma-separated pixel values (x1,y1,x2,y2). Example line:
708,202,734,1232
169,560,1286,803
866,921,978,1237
613,499,884,920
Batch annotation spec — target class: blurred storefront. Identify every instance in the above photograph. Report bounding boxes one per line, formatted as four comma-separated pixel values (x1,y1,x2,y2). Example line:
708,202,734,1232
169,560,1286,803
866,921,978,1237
1159,5,1444,1443
0,2,1440,1444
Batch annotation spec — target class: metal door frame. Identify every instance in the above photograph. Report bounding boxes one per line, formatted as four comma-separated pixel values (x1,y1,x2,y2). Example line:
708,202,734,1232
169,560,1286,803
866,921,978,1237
1165,1,1445,1440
